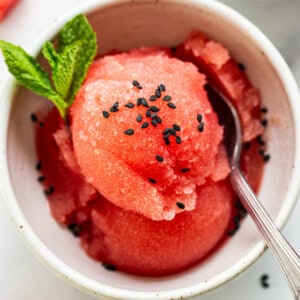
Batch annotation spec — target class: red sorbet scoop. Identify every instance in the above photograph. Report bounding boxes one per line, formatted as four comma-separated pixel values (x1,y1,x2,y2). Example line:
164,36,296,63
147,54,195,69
71,48,227,221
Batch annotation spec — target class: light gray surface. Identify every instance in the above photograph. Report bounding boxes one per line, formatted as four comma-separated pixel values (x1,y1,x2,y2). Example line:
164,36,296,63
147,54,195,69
0,0,300,299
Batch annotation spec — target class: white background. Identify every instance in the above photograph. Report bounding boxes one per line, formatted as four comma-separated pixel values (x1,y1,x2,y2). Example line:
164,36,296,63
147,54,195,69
1,0,300,299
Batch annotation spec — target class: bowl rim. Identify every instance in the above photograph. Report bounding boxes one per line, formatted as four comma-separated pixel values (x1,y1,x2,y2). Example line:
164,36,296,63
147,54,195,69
1,0,300,299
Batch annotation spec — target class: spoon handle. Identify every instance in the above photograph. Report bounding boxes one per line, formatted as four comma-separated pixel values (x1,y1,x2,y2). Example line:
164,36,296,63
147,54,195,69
231,166,300,300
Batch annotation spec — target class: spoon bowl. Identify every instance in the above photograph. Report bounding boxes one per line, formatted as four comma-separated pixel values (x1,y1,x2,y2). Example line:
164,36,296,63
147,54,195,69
205,84,243,165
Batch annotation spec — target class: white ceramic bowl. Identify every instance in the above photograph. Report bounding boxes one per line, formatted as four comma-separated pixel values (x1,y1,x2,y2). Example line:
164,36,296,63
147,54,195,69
1,0,300,299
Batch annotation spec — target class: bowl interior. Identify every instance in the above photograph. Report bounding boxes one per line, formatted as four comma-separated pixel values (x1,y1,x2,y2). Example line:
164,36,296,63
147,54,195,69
3,0,298,299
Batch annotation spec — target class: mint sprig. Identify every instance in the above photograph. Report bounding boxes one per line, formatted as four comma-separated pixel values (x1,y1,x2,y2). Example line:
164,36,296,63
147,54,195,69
0,14,97,119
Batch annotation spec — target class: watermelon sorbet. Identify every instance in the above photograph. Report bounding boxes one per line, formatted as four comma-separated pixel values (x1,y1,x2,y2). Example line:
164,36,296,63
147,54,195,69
35,32,266,276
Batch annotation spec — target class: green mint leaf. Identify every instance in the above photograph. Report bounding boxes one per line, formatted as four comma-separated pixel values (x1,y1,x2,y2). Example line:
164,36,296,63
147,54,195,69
0,40,53,91
44,41,81,100
42,41,58,70
58,14,97,104
0,14,97,119
0,40,67,117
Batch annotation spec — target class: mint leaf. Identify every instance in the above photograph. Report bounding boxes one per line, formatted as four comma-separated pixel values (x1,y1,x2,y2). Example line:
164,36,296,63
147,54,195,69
58,14,97,104
0,14,97,119
42,41,58,70
0,40,67,117
44,41,81,100
0,40,53,90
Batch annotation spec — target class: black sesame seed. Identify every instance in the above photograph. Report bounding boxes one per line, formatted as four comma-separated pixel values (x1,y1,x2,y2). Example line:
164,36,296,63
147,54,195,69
156,117,162,124
102,111,110,118
31,113,38,122
173,124,181,131
44,185,54,195
164,137,170,145
156,155,164,162
149,95,157,101
263,154,271,162
146,109,151,117
198,122,204,132
181,168,190,173
262,282,270,288
125,103,134,108
261,119,268,127
37,175,46,182
141,98,148,107
124,129,134,135
67,223,81,237
102,263,117,271
260,274,270,288
259,149,265,156
159,84,166,92
137,98,142,106
167,102,176,109
151,119,157,127
36,161,42,170
170,46,177,52
237,63,246,71
136,114,142,122
261,107,268,114
141,122,149,129
261,274,269,281
257,135,265,146
151,113,157,119
150,106,160,112
176,202,185,209
149,178,156,184
110,106,119,113
244,142,251,150
155,88,161,98
132,80,140,87
110,102,119,112
163,95,171,101
197,114,203,123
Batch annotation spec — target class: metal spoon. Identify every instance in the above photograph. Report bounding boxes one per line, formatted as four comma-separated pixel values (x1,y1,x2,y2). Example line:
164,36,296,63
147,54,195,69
206,85,300,299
